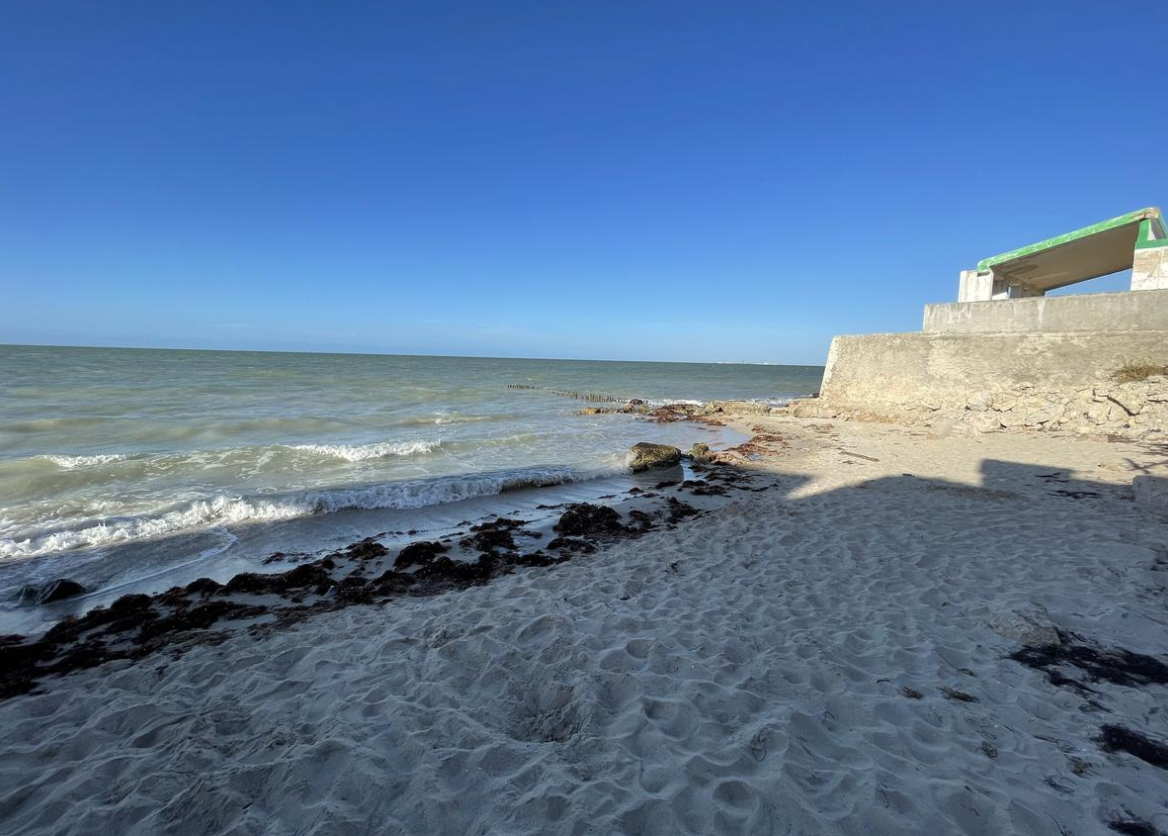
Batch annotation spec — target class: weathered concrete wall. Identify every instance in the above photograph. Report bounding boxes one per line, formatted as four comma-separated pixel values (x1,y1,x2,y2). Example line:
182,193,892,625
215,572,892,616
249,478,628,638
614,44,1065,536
1133,247,1168,291
791,330,1168,440
923,289,1168,334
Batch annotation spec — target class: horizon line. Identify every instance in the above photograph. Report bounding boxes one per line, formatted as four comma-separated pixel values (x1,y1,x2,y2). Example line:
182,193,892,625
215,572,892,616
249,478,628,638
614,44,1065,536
0,341,824,369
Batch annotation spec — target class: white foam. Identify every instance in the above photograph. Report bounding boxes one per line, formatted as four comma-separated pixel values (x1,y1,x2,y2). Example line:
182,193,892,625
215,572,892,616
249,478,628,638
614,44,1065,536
290,440,441,462
0,464,623,559
644,398,707,407
41,454,132,469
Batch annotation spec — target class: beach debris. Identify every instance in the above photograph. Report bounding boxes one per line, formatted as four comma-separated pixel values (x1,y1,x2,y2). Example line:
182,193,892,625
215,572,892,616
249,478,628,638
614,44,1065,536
222,564,333,596
554,503,626,537
1097,725,1168,770
627,509,655,532
547,537,596,553
394,540,449,570
940,686,978,702
665,497,699,524
506,384,621,403
1107,815,1165,835
1051,489,1102,499
0,477,726,701
459,517,534,554
987,607,1061,646
840,450,879,463
628,442,682,472
679,479,728,496
901,686,923,699
18,579,87,606
1009,642,1168,693
980,741,999,759
645,403,697,423
716,430,789,461
343,538,390,561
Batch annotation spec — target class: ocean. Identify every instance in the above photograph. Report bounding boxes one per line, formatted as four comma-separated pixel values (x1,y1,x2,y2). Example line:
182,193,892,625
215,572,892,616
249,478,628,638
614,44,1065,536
0,345,822,631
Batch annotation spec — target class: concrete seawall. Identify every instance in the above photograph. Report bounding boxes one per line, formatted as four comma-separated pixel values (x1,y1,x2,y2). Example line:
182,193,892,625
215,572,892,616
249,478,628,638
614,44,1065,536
923,289,1168,334
790,329,1168,440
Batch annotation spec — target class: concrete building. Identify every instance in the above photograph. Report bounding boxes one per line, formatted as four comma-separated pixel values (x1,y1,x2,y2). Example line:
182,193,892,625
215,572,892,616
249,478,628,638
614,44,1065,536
788,208,1168,440
955,207,1167,302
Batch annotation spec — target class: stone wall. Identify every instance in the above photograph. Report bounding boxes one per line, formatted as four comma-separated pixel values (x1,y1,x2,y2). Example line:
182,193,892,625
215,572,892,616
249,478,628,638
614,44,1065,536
785,330,1168,440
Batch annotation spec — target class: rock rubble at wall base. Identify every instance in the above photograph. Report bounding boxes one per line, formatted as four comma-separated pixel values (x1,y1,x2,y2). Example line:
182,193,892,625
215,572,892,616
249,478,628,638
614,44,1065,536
782,376,1168,441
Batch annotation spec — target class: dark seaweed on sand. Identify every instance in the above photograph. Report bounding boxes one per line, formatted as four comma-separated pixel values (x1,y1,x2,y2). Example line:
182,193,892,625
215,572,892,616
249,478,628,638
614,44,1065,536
1009,643,1168,693
1097,725,1168,770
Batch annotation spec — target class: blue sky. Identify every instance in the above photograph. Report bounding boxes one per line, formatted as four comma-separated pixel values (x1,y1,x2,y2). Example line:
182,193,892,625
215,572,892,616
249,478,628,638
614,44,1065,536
0,1,1161,365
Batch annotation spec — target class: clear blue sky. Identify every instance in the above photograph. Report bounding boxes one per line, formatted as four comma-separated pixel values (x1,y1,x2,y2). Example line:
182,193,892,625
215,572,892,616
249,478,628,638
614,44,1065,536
0,1,1161,365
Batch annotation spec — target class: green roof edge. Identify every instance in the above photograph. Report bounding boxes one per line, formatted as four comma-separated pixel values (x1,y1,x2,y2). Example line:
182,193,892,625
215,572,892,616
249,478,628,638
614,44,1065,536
976,207,1163,271
1135,216,1168,249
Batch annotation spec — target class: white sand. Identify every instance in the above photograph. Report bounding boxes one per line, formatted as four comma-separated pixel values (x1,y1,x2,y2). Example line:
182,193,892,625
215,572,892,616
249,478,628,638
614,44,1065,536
2,418,1168,835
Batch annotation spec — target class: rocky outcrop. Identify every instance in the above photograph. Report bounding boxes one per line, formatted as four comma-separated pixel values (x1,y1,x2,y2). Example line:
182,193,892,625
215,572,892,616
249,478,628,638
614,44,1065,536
628,442,682,472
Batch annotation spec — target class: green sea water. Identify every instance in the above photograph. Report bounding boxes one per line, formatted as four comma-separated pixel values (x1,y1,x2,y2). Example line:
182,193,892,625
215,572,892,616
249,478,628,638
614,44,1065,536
0,344,822,628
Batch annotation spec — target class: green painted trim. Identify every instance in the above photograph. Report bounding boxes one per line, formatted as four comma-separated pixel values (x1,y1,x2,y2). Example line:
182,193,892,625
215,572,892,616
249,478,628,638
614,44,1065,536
976,207,1162,270
1135,216,1168,249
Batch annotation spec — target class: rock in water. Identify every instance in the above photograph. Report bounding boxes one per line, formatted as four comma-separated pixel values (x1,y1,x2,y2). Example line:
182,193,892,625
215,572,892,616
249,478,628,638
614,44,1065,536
688,442,712,464
19,579,87,606
628,442,682,472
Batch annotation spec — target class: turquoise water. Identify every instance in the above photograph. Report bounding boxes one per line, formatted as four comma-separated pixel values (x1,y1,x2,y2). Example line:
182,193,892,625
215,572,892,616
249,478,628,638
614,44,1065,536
0,345,821,623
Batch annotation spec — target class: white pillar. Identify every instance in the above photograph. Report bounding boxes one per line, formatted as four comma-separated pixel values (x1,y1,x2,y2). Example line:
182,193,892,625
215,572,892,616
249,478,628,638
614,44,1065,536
958,270,993,302
1132,247,1168,291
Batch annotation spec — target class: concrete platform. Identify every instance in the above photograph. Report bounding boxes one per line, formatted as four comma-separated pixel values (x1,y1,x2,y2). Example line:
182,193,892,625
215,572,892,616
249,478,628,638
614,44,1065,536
923,289,1168,334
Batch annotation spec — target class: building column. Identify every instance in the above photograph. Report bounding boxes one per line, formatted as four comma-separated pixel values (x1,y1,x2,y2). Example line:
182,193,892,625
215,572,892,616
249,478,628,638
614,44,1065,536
958,270,994,302
1132,247,1168,290
1132,218,1168,290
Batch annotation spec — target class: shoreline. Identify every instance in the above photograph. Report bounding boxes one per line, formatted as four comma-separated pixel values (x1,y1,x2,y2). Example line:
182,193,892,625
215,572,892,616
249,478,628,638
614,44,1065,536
0,407,753,636
3,408,1168,834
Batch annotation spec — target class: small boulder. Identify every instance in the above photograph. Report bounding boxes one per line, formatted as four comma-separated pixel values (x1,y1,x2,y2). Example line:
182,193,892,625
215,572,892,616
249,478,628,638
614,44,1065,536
688,442,712,464
19,578,87,606
628,442,682,472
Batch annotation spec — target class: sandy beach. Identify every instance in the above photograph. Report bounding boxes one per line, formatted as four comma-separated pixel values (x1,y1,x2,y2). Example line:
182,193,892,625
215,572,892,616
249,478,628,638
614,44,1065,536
5,3,1164,833
3,412,1167,835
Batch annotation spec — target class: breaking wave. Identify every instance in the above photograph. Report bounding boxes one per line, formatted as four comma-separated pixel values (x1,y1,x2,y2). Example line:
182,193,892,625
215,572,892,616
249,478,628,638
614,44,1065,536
0,464,622,559
289,440,442,461
41,453,133,469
